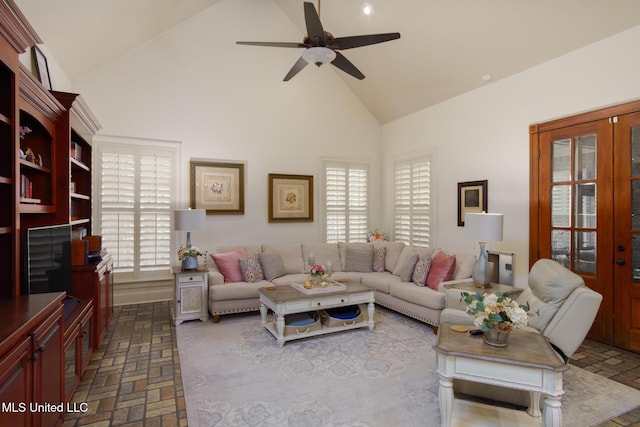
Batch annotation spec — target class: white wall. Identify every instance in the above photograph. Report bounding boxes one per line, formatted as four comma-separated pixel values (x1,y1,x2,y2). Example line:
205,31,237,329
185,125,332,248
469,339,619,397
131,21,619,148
73,0,382,256
382,25,640,286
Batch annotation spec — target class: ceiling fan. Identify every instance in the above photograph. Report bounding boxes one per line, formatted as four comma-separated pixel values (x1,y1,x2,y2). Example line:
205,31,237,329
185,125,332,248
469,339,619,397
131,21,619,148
236,1,400,81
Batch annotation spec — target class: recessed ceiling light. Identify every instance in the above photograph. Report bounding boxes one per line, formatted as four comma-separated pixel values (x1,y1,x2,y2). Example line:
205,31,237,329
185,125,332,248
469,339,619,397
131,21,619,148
362,3,374,16
482,74,493,82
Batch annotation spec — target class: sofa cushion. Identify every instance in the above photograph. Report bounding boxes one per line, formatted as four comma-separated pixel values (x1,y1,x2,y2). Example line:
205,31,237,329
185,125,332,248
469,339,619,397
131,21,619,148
393,246,419,282
360,272,401,294
301,243,342,272
238,252,264,282
412,254,432,286
209,280,269,301
262,244,304,274
426,252,456,290
390,282,446,310
345,243,374,273
271,273,308,286
452,253,476,280
211,248,246,283
373,246,386,272
259,251,286,281
374,241,405,272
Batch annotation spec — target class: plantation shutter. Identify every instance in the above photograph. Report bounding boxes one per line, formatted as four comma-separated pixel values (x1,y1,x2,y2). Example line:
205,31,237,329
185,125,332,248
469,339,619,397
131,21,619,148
394,156,432,246
325,161,369,243
96,140,176,281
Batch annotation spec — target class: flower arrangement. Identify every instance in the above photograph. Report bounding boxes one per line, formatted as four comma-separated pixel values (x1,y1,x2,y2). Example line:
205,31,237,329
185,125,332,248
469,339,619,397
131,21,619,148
178,246,203,260
461,291,529,332
309,264,326,276
367,228,388,242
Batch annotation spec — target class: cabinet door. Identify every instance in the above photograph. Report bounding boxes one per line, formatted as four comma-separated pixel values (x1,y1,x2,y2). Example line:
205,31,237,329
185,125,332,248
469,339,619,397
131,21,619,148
0,336,32,427
79,308,94,372
63,325,79,404
32,307,63,427
177,283,206,317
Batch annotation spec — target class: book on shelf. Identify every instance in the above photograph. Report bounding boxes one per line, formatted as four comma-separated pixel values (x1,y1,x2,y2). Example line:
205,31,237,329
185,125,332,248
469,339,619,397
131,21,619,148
71,141,82,161
20,174,34,199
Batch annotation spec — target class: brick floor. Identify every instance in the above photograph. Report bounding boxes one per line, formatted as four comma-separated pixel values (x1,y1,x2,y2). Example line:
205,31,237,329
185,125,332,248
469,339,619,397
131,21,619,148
63,302,187,427
63,301,640,426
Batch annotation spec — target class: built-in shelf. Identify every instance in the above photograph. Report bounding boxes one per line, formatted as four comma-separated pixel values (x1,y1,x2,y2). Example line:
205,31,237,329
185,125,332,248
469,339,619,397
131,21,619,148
20,158,51,174
0,176,10,185
70,192,90,200
70,157,89,171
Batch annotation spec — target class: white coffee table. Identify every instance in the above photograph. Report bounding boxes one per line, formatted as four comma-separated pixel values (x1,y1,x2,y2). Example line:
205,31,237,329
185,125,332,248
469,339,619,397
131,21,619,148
259,282,375,346
434,323,568,427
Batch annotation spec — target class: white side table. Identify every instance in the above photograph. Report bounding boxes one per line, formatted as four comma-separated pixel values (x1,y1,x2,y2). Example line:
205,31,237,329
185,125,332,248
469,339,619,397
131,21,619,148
171,266,209,325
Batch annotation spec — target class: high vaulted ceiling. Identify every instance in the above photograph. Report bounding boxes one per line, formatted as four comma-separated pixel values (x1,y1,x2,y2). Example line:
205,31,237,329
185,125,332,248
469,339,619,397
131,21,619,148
14,0,640,124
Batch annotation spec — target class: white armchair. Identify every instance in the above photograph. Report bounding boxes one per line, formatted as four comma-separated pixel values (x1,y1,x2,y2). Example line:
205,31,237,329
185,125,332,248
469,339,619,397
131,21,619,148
439,258,603,407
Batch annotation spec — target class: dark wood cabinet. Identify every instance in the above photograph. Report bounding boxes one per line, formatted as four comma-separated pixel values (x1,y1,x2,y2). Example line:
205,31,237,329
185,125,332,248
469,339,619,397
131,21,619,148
0,2,104,423
0,292,65,427
63,299,93,403
71,254,114,346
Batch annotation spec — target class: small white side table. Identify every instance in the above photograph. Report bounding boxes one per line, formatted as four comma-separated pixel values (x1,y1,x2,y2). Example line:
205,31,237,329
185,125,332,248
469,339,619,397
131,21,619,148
171,266,209,325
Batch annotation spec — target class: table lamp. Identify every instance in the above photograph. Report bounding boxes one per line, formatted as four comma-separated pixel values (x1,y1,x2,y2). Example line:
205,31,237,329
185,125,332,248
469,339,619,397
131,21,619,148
174,209,206,249
464,212,504,288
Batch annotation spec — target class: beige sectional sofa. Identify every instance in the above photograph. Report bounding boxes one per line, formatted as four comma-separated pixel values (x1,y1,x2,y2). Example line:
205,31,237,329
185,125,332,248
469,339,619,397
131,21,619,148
206,241,475,331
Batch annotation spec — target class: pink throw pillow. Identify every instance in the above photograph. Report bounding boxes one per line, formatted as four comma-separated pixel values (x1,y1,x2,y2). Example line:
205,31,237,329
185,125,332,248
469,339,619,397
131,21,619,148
211,248,247,283
425,252,456,290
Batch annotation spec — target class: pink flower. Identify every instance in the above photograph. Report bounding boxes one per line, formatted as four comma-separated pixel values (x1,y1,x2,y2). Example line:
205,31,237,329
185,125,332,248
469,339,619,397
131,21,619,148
310,264,325,275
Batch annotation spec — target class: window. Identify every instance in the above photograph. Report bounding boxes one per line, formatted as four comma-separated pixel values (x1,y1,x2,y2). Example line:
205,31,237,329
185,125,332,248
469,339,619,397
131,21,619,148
94,137,178,281
394,155,432,246
325,161,369,243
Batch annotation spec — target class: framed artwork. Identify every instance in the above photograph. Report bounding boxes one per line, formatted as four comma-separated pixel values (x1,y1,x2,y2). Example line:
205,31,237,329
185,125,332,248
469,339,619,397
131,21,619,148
190,160,244,215
31,46,52,90
268,173,313,223
457,180,488,226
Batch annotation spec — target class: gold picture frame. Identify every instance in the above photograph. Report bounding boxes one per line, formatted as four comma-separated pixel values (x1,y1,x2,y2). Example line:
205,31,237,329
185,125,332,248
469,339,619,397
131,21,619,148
190,160,244,215
268,173,313,223
457,180,488,226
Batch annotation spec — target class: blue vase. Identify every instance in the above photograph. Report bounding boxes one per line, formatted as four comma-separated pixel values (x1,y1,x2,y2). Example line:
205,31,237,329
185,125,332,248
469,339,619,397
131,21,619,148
182,256,198,270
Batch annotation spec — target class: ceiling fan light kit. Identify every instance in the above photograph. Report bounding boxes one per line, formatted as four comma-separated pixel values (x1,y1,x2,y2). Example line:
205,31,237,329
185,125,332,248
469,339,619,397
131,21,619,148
236,1,400,81
302,47,336,66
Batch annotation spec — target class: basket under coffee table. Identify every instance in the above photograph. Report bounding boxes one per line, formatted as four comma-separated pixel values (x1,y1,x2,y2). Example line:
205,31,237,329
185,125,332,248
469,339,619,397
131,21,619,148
258,282,375,346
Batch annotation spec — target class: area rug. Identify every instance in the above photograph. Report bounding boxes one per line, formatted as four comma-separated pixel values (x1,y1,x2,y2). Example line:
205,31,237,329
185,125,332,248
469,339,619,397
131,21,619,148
177,308,640,427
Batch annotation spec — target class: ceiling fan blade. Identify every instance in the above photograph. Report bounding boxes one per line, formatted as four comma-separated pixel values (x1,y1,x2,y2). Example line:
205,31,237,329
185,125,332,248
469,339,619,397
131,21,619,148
330,33,401,50
283,56,309,81
236,41,307,48
331,51,365,80
304,2,325,44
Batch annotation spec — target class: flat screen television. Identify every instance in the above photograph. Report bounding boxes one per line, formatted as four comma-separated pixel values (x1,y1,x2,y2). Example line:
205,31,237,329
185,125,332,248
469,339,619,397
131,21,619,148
22,224,72,296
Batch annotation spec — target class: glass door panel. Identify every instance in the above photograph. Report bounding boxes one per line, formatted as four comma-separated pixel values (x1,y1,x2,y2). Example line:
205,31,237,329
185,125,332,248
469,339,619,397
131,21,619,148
574,230,597,274
552,139,571,182
575,135,597,180
575,183,596,228
552,185,571,227
552,229,570,268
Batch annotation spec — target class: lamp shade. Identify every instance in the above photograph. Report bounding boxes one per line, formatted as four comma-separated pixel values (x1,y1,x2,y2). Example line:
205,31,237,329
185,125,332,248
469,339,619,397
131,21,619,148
174,209,206,231
464,213,504,242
